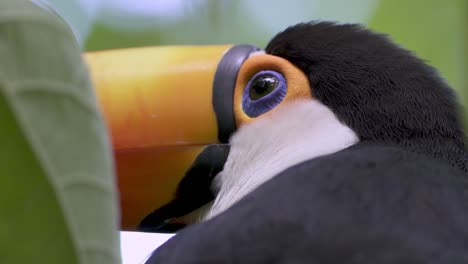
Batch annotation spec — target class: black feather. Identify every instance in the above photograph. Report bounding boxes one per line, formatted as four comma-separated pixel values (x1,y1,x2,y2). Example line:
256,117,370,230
266,21,467,172
138,144,230,232
146,143,468,263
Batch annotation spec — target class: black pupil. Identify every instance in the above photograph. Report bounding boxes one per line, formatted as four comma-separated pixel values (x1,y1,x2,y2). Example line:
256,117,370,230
249,75,279,101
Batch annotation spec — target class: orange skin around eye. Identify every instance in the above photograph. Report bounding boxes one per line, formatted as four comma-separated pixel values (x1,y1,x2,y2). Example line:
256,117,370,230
233,54,313,127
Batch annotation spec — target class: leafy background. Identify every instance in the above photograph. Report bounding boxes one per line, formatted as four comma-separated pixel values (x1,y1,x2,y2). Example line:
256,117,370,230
42,0,467,121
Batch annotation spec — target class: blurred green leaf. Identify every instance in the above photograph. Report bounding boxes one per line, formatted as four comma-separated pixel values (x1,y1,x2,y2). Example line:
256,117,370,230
37,0,102,46
85,0,267,50
0,0,120,263
369,0,468,107
85,22,163,51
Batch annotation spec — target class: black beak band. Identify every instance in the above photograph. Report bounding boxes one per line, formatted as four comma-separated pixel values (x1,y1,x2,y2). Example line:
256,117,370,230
213,44,260,143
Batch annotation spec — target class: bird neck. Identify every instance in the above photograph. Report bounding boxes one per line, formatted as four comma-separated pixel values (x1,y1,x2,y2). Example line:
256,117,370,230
204,100,359,220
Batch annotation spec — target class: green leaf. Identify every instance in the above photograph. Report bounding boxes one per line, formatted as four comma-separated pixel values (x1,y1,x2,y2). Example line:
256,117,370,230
369,0,468,111
0,1,121,263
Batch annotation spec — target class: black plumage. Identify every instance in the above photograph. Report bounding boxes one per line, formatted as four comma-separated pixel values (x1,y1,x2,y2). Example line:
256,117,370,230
265,22,467,172
139,144,230,232
147,144,468,263
146,22,468,263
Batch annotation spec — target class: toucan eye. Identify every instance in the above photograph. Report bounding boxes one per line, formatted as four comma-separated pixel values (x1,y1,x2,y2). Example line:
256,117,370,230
249,75,278,100
242,70,287,117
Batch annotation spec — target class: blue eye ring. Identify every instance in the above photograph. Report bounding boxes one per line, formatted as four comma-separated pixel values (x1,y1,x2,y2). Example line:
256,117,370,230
242,70,287,118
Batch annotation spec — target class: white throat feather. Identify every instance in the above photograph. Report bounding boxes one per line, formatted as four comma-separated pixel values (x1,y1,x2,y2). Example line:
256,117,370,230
204,100,359,220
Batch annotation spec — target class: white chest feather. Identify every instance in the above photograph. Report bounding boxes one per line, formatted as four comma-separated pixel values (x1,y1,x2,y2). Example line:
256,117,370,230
203,100,359,220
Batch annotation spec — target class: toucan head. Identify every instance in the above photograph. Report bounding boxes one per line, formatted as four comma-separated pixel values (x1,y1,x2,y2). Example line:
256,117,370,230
85,22,467,232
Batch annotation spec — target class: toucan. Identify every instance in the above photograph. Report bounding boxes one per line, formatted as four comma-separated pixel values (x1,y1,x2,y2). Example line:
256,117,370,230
86,22,468,263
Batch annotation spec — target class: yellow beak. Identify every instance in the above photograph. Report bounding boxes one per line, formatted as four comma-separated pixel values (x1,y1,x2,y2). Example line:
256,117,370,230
84,45,259,230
